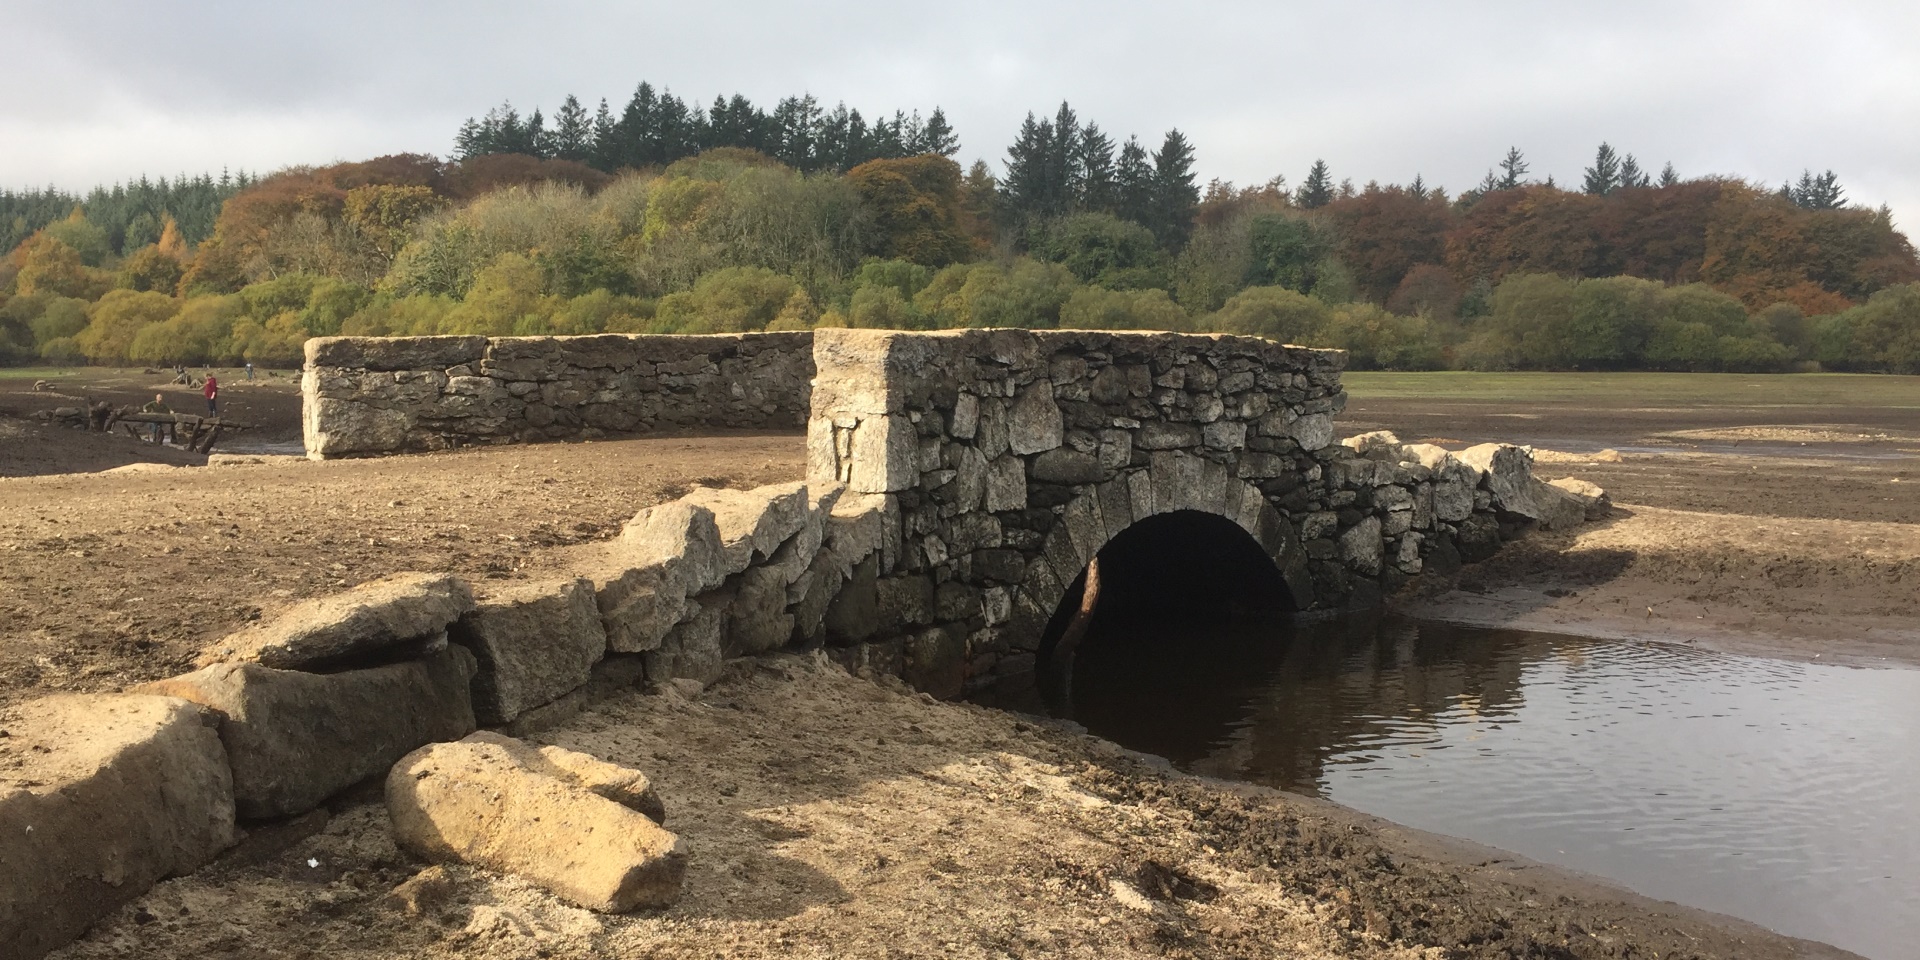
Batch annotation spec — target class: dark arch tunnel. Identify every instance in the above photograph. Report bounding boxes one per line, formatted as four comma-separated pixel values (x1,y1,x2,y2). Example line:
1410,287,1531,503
1025,510,1305,761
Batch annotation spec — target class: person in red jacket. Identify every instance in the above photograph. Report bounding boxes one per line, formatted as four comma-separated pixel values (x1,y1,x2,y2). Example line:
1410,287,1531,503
203,374,219,416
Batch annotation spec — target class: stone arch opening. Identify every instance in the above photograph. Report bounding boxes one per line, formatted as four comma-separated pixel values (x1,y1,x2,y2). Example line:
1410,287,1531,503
1037,508,1298,674
1002,461,1314,673
1021,507,1305,735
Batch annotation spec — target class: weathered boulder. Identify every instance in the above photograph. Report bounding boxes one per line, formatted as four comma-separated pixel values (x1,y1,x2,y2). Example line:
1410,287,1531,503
461,731,665,823
644,591,729,686
1287,412,1335,451
1338,516,1384,576
1549,477,1613,520
1456,443,1547,519
141,645,477,819
1456,513,1503,562
617,499,729,595
1341,430,1403,460
727,565,797,655
387,734,687,912
1401,443,1478,523
198,573,475,671
596,500,726,654
0,695,237,960
453,578,608,726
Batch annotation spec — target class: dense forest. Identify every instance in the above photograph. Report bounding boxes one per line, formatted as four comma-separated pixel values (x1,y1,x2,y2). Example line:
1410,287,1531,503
4,83,1918,373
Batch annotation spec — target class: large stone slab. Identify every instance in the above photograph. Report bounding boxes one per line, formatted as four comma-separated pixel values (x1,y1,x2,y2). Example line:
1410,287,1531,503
682,482,811,572
0,694,237,960
388,734,688,912
453,578,608,726
307,335,488,371
141,645,478,819
198,573,475,671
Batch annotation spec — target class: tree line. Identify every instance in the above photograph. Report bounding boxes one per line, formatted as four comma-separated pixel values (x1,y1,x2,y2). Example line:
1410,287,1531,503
1,171,252,261
4,106,1918,374
455,82,959,175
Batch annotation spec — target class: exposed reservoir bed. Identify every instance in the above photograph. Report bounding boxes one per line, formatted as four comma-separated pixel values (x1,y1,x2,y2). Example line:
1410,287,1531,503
1021,615,1920,960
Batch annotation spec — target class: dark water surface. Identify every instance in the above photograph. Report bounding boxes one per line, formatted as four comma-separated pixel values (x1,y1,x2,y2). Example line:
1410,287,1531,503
1027,614,1920,960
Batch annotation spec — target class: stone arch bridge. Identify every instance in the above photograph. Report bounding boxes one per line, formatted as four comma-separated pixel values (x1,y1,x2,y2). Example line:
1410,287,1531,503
805,328,1590,696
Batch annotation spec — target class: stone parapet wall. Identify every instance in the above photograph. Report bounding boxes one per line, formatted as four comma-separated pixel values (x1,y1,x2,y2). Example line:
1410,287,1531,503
302,332,815,458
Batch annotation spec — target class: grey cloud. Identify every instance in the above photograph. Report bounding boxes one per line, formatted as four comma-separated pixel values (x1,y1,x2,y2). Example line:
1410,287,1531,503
4,0,1917,227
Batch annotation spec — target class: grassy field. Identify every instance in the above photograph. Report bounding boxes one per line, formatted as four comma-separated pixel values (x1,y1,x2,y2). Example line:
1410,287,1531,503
1342,371,1920,408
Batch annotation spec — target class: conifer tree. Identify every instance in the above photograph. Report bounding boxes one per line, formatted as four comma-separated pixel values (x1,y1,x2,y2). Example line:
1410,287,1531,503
1114,136,1155,226
1047,102,1082,216
590,99,619,171
1148,129,1200,248
1618,154,1650,189
771,95,822,171
1295,159,1334,209
1659,162,1680,188
1078,123,1117,213
1497,147,1528,189
552,95,593,163
919,108,960,156
1788,169,1846,209
1582,142,1621,195
1001,112,1056,219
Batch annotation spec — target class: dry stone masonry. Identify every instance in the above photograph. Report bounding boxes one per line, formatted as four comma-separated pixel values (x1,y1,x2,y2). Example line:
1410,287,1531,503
803,328,1595,696
2,327,1604,958
302,332,814,458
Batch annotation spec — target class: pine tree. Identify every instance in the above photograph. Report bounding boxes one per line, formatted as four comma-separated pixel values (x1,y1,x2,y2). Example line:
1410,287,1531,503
1001,112,1056,220
1408,174,1428,200
1295,159,1333,209
1078,123,1117,213
1114,136,1155,227
552,95,593,163
1659,162,1679,188
772,95,822,171
1618,154,1650,189
1049,103,1082,214
616,83,660,168
920,107,959,156
653,91,700,164
1497,147,1528,189
1582,142,1621,195
1788,169,1846,209
1148,129,1200,248
590,99,619,171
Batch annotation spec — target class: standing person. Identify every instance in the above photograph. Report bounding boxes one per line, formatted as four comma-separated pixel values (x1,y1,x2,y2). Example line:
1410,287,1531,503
245,362,254,380
141,393,172,443
203,373,219,417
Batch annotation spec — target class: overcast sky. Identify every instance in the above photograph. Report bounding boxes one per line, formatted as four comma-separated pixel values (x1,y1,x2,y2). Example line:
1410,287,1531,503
6,0,1918,228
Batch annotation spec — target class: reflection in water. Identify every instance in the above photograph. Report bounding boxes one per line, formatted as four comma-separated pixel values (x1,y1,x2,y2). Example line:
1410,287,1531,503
1028,612,1920,960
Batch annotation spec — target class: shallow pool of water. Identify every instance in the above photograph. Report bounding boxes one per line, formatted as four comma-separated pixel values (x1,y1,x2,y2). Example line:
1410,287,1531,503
1039,615,1920,960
